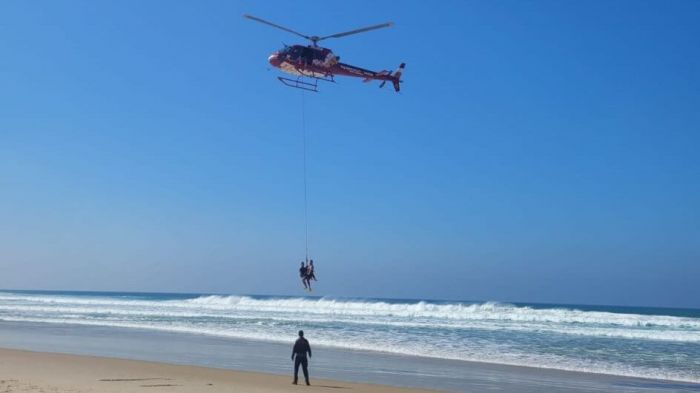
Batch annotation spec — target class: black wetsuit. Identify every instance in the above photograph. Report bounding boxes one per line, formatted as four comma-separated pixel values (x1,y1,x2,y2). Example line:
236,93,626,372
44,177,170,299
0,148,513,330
292,337,312,384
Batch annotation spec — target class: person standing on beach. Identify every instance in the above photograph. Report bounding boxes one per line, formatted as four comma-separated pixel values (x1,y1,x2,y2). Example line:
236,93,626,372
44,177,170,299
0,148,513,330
291,330,312,385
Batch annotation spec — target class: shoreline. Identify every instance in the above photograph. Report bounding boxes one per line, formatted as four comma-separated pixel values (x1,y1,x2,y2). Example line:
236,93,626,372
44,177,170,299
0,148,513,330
1,318,698,386
0,347,437,393
1,322,699,393
2,289,699,387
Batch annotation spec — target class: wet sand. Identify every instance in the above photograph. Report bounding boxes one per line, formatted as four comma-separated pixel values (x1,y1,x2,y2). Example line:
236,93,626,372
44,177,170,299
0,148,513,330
0,348,438,393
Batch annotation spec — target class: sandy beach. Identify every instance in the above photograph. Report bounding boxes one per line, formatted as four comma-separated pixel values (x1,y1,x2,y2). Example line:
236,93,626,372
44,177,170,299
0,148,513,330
0,348,437,393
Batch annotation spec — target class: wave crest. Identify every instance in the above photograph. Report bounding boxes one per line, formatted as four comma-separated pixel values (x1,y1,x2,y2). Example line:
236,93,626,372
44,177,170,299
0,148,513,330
179,295,700,330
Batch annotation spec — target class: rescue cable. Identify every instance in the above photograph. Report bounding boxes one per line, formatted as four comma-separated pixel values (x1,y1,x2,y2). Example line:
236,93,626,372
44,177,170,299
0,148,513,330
301,91,309,262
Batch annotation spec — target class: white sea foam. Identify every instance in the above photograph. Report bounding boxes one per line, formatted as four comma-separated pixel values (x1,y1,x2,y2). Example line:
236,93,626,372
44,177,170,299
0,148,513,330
1,293,699,340
2,302,699,343
1,291,699,384
181,295,700,328
2,314,699,384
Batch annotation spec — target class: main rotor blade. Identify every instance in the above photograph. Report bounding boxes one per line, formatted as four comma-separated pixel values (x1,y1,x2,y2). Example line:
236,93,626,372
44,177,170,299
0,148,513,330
243,14,311,41
318,22,394,41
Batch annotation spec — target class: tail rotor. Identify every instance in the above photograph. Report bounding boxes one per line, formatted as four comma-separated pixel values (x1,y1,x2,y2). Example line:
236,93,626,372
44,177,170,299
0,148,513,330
379,63,405,92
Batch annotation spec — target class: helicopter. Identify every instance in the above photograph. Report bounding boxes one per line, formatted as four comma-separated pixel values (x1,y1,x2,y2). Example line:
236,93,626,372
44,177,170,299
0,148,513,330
244,14,405,93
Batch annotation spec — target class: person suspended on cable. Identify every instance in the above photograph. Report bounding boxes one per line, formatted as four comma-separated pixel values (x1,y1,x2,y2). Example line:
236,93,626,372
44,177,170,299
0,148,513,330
304,260,316,291
299,261,308,290
307,260,317,282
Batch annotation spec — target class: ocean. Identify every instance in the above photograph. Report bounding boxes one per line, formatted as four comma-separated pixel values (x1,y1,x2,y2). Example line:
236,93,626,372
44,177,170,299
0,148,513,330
0,290,698,390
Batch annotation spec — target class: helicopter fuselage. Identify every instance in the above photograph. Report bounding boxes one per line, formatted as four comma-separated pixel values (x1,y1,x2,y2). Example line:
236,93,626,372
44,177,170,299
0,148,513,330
267,44,403,91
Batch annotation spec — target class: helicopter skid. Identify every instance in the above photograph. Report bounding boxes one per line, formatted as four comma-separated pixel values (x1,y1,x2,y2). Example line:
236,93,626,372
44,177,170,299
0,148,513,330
277,75,334,93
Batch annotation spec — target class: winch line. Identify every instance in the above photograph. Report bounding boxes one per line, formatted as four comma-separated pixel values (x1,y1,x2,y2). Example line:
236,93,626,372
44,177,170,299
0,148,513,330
301,91,309,262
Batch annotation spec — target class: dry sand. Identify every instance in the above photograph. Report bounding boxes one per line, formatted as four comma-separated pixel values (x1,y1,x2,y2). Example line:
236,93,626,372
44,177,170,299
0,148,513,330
0,348,438,393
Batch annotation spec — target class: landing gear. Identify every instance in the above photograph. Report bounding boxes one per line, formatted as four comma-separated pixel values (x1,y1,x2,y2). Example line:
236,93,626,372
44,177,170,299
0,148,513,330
277,74,334,93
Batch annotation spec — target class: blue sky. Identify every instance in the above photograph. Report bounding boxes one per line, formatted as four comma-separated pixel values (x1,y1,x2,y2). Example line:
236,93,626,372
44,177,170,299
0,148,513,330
1,1,698,307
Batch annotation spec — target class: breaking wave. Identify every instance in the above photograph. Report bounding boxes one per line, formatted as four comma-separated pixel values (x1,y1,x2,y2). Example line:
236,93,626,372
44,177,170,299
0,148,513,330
183,295,700,330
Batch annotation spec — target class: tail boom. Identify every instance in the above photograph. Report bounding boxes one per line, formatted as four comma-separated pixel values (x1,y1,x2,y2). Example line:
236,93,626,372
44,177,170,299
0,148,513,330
334,62,406,92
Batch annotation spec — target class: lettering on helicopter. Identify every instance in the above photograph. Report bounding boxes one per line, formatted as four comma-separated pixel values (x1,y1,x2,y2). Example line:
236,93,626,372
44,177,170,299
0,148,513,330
338,64,376,77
